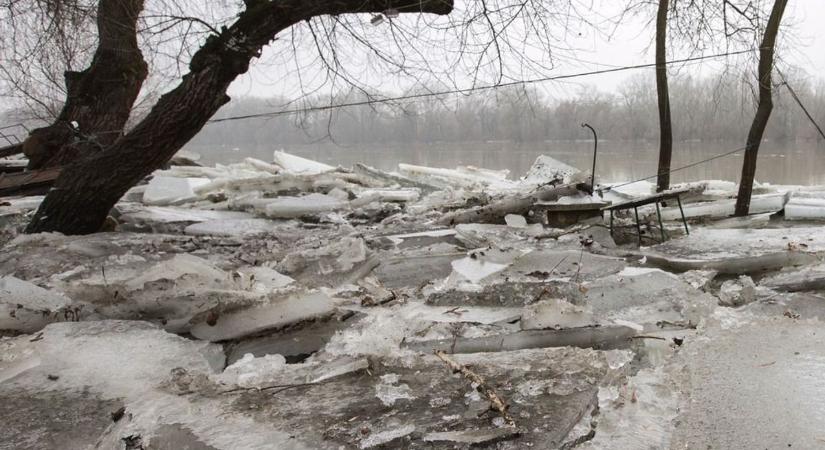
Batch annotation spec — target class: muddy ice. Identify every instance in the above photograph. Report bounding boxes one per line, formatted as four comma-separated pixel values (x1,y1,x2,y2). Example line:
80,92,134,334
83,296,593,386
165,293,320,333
2,152,825,449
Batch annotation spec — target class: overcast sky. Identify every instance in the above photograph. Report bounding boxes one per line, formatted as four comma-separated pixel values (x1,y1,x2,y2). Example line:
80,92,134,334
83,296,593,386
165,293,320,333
228,1,825,101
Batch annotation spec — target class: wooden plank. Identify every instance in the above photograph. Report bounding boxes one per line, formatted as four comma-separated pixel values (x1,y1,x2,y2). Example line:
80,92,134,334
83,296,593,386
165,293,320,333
0,143,22,159
0,167,61,197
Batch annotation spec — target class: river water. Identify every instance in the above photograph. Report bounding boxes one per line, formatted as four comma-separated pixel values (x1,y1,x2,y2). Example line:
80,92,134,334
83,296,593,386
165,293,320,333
189,139,825,186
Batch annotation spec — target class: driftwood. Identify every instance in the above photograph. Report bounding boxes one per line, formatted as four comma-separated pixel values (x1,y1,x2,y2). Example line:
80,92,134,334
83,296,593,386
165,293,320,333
406,326,636,354
434,350,516,427
438,184,581,226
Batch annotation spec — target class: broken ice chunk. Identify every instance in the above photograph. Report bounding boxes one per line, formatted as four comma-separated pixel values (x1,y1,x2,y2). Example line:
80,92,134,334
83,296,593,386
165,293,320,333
448,248,526,285
504,214,528,228
358,424,415,449
123,253,227,291
142,176,210,206
233,266,295,292
118,205,253,225
450,258,510,284
190,291,337,341
520,298,597,330
398,163,515,190
278,236,372,287
309,357,370,383
760,263,825,292
343,302,521,325
785,196,825,220
0,276,75,333
718,276,756,307
217,353,287,388
263,192,380,219
272,150,334,174
264,193,344,218
679,270,718,291
184,218,283,237
654,193,787,221
359,188,420,203
383,229,457,247
644,227,825,274
585,269,716,326
242,157,281,175
602,180,655,200
374,373,416,406
521,155,583,185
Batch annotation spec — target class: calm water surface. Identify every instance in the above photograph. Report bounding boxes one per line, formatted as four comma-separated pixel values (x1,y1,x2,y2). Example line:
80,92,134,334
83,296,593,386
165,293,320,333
188,139,825,186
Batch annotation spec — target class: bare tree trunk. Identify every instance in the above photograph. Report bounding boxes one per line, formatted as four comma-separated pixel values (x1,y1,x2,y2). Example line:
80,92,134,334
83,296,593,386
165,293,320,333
734,0,788,216
23,0,148,170
26,0,453,235
655,0,672,193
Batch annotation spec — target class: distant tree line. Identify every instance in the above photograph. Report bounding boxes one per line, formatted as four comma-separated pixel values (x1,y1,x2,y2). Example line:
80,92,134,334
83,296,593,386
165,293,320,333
189,71,825,149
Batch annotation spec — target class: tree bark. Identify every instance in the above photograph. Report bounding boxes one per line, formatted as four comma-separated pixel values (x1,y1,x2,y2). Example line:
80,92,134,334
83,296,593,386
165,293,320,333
655,0,672,193
26,0,453,235
23,0,148,170
734,0,788,216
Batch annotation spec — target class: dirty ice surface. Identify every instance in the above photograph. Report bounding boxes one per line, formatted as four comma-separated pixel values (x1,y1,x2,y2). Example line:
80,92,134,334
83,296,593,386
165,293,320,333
3,149,825,449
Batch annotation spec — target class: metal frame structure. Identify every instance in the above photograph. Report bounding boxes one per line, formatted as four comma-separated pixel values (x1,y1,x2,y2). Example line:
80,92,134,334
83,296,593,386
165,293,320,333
602,189,690,246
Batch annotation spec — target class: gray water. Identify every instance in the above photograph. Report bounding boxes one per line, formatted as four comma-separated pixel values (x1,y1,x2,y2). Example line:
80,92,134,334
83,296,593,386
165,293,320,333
188,139,825,186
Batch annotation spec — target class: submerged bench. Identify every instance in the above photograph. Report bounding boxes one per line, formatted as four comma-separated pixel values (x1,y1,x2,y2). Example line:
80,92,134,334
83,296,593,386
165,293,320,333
602,188,690,245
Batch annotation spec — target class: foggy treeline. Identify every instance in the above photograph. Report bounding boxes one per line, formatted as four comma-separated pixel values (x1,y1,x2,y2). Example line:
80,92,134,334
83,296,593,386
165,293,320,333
193,72,825,148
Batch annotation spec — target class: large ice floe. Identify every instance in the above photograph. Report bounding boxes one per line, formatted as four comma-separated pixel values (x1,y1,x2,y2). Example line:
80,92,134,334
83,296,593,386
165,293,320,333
2,149,825,449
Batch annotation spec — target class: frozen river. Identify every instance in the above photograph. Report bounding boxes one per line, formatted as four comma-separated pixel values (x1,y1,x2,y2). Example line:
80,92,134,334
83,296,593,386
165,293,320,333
189,139,825,186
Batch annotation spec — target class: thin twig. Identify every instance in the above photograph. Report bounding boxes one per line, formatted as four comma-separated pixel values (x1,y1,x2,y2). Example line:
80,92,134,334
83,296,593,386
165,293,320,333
221,381,320,395
434,350,516,427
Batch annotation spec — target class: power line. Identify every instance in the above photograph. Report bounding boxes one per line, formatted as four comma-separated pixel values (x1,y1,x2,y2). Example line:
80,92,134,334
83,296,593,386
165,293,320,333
777,71,825,140
601,145,746,193
208,48,758,124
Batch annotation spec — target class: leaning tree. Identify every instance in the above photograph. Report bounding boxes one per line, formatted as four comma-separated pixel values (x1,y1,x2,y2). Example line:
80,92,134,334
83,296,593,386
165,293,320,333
3,0,599,234
734,0,788,216
21,0,456,234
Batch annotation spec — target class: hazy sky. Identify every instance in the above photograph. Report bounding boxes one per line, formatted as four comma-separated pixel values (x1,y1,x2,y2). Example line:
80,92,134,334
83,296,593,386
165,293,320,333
551,1,825,93
228,1,825,101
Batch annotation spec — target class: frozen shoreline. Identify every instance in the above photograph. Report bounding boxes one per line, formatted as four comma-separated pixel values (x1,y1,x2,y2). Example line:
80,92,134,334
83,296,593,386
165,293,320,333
2,151,825,449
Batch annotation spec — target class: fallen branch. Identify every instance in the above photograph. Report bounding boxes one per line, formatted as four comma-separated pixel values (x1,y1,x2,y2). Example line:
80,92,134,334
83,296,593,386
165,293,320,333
407,326,637,354
221,381,320,396
438,184,580,226
434,350,516,427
